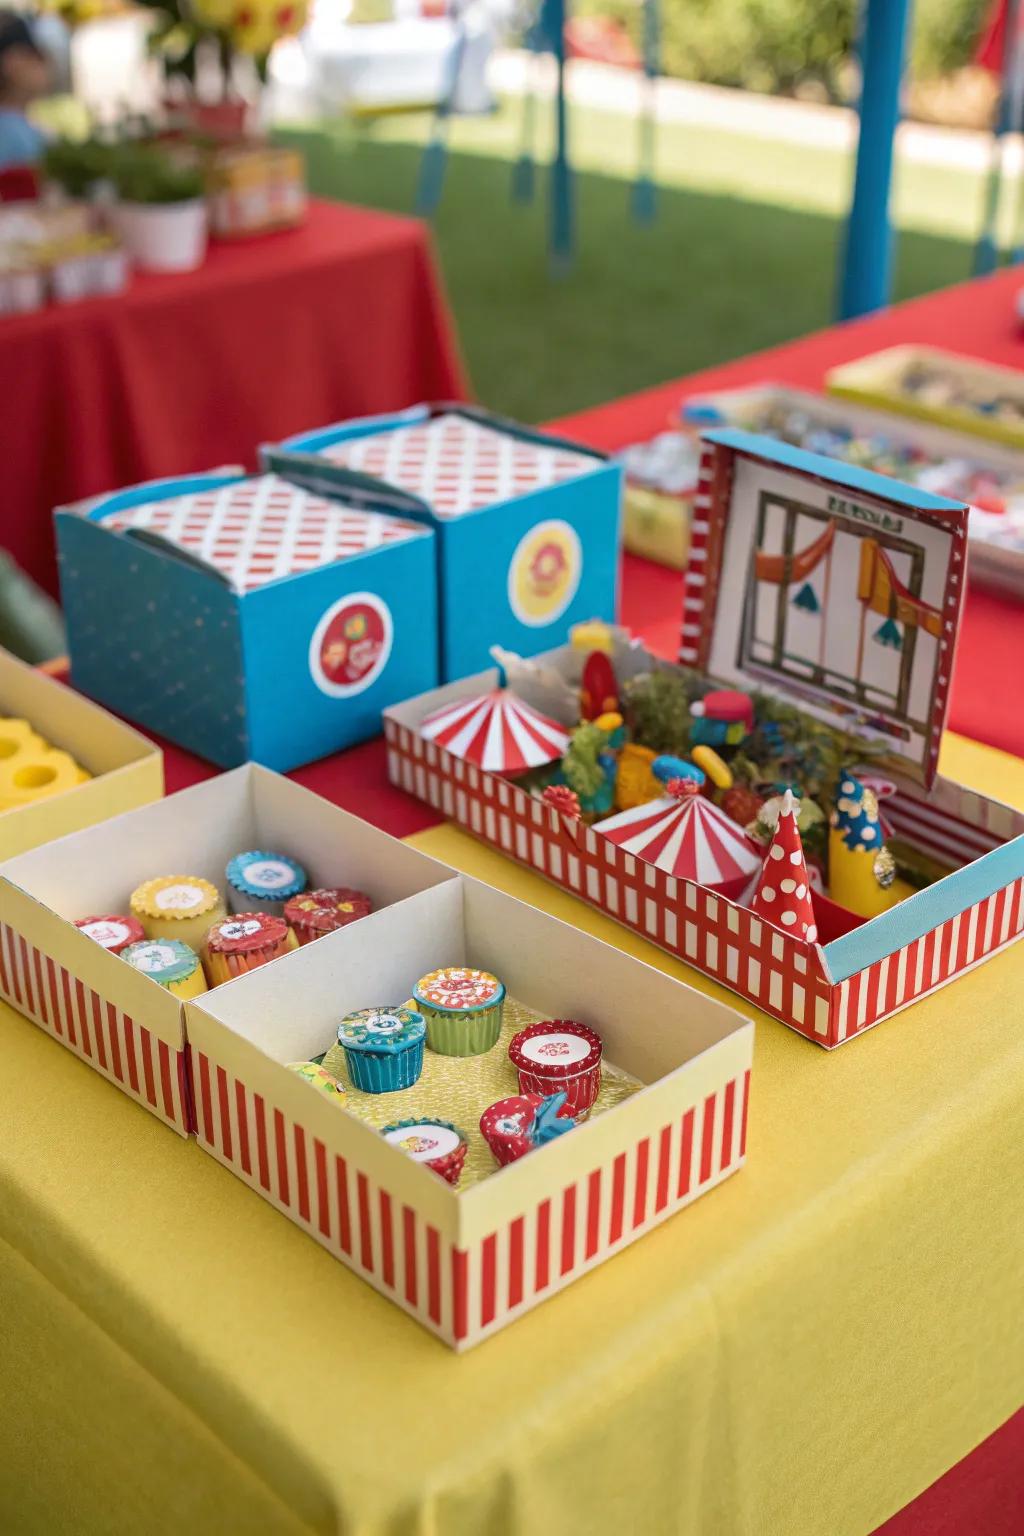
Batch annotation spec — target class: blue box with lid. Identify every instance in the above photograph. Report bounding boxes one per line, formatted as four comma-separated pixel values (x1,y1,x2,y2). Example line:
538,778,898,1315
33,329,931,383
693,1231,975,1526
261,403,622,682
55,470,438,771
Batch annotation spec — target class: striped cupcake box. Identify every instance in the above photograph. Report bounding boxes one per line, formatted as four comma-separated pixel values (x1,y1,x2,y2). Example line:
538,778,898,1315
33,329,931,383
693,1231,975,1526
185,872,753,1349
0,764,456,1131
385,432,1024,1047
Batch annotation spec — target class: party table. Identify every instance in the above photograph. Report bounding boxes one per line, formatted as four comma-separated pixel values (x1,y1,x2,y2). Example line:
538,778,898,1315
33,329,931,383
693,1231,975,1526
0,197,466,599
4,267,1024,1534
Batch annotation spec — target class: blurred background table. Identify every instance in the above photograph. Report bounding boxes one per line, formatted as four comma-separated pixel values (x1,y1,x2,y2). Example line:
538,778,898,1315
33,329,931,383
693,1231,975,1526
0,197,466,598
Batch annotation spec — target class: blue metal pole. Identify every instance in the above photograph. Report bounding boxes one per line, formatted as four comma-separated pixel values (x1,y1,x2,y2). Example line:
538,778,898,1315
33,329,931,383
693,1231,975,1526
546,0,574,267
837,0,914,320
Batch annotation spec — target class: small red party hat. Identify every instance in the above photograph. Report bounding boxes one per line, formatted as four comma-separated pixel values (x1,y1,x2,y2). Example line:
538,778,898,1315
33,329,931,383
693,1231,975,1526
750,790,817,942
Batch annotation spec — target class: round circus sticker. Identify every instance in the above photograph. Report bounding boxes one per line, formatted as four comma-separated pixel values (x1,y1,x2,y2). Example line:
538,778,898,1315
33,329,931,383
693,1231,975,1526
507,520,582,628
309,592,393,699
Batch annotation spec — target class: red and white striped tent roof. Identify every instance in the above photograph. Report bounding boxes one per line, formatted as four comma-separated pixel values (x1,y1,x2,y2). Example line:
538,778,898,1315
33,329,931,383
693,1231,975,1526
595,791,762,896
420,688,570,775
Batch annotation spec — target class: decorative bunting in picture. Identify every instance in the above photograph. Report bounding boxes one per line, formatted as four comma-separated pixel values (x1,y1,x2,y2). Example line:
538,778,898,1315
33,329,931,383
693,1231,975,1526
873,617,903,650
792,581,820,613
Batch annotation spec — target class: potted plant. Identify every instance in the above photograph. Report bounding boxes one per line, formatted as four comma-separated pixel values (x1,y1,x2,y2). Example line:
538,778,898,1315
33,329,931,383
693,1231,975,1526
109,146,209,273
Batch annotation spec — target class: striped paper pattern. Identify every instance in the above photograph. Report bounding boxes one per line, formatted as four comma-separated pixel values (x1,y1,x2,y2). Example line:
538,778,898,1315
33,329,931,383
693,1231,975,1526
0,921,190,1132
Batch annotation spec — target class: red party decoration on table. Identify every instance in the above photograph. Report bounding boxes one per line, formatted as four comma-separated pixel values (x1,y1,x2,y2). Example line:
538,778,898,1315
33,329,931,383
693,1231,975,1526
419,687,570,775
750,790,817,942
541,784,582,821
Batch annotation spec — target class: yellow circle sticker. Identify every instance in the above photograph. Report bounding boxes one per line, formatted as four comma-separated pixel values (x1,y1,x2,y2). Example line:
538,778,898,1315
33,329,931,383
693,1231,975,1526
507,519,582,627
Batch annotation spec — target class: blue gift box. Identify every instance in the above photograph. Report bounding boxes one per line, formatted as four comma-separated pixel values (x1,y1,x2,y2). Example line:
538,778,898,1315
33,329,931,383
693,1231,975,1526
261,404,622,681
55,471,439,772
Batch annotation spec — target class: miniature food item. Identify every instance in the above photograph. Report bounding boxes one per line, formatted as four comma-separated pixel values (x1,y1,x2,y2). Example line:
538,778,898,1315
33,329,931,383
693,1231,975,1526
287,1060,347,1102
480,1091,574,1166
381,1118,468,1185
225,851,306,916
412,967,506,1057
122,938,207,1000
75,914,145,955
284,887,372,945
203,911,297,986
336,1005,426,1092
508,1020,603,1120
130,876,226,950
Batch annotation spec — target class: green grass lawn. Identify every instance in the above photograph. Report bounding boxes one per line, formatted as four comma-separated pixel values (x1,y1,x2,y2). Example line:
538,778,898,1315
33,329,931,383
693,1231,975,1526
278,96,984,422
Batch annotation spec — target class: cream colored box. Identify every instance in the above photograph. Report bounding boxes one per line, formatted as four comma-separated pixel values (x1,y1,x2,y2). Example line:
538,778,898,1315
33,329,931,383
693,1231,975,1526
0,763,458,1135
186,873,754,1348
0,647,163,859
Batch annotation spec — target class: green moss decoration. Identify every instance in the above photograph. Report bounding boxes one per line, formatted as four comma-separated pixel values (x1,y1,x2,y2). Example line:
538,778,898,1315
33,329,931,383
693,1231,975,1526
562,722,609,801
623,669,695,755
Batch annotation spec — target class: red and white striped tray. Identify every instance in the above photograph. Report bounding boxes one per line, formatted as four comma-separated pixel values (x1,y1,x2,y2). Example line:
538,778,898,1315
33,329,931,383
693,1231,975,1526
184,873,753,1349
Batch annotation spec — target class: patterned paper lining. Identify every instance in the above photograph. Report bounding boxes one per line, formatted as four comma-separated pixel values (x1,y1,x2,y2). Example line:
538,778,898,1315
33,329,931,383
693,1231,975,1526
104,475,421,593
319,413,599,518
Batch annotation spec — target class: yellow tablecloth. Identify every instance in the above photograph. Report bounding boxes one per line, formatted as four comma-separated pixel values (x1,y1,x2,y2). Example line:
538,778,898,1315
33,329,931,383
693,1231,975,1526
1,731,1022,1535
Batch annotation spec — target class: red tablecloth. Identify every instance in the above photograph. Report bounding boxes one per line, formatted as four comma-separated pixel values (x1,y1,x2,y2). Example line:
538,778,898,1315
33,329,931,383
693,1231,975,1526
1,198,466,597
60,265,1024,1536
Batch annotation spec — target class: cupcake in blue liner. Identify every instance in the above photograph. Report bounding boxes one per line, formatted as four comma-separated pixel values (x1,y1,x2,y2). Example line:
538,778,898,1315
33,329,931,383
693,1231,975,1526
226,850,307,916
337,1005,426,1093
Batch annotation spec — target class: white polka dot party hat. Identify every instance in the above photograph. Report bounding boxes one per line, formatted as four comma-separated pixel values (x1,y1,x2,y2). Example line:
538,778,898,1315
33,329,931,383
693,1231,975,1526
750,790,817,942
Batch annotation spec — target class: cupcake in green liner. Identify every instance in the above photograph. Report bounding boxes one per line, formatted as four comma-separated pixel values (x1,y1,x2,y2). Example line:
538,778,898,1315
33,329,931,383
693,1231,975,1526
411,967,505,1057
337,1006,426,1093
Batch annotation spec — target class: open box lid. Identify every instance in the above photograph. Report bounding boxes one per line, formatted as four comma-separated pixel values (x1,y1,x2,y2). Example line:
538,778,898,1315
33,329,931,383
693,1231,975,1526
62,472,426,594
681,429,970,788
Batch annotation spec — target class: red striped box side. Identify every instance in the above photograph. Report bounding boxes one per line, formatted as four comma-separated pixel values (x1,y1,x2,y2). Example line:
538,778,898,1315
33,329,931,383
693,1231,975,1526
831,874,1024,1044
192,1049,750,1350
0,920,188,1134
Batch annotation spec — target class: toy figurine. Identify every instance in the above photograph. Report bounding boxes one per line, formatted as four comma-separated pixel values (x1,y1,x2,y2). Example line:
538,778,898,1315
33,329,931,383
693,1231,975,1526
829,775,914,919
689,689,755,748
750,789,817,942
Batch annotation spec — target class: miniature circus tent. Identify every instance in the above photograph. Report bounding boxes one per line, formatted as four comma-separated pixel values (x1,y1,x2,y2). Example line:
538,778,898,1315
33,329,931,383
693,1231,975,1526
419,688,570,775
595,785,762,899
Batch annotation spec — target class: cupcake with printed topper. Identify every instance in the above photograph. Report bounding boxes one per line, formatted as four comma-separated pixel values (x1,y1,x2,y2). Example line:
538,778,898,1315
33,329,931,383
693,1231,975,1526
202,911,298,986
337,1005,426,1092
284,886,372,946
122,938,208,1000
226,850,307,917
509,1019,603,1120
75,913,145,956
412,966,506,1057
480,1090,575,1167
130,875,226,950
750,789,817,942
381,1118,468,1185
288,1059,348,1103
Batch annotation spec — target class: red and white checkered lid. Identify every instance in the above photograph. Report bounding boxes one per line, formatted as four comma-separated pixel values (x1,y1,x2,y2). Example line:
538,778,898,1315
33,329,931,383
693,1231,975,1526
318,413,599,518
103,475,422,593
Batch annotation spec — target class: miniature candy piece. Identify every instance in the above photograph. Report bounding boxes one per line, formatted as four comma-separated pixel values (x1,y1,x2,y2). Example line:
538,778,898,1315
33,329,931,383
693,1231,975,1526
691,744,733,790
721,784,765,829
203,912,298,986
750,789,817,942
130,876,227,950
336,1005,426,1092
688,689,755,749
0,748,91,810
541,783,582,821
651,753,706,787
75,914,145,955
284,887,373,945
122,939,208,1000
829,776,914,919
226,851,307,916
287,1060,347,1102
580,651,619,720
480,1090,574,1166
509,1019,603,1120
412,967,506,1057
570,619,615,655
614,742,661,811
381,1118,468,1185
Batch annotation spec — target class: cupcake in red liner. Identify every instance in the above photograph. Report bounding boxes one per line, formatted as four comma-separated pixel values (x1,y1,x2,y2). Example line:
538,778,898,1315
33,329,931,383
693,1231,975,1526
508,1020,603,1120
381,1118,468,1186
75,914,145,956
203,912,298,986
284,887,373,946
480,1090,575,1167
